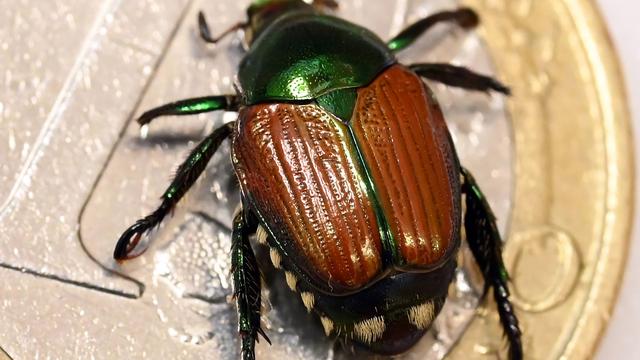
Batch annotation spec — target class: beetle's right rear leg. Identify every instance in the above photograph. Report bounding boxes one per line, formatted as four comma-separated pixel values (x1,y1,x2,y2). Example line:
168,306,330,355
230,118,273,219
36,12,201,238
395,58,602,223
461,168,522,360
231,207,270,360
410,63,511,95
113,122,234,260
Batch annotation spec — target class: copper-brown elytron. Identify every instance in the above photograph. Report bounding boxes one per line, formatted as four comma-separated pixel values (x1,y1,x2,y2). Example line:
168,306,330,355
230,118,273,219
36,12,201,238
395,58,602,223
232,65,460,292
352,65,460,268
232,102,384,292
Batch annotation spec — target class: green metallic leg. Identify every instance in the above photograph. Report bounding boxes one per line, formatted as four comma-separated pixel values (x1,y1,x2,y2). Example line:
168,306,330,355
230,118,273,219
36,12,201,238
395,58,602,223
461,168,522,360
388,8,479,52
136,95,239,126
232,208,270,360
113,122,235,260
410,63,510,95
198,11,248,45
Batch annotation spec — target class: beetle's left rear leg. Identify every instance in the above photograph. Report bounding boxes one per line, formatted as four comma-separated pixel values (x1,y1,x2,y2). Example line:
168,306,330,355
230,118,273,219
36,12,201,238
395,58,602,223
410,63,510,95
113,122,234,260
461,168,523,360
231,207,270,360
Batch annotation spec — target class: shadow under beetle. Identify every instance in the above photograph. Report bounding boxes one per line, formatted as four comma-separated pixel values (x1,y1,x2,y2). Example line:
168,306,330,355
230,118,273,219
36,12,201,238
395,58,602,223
113,1,522,359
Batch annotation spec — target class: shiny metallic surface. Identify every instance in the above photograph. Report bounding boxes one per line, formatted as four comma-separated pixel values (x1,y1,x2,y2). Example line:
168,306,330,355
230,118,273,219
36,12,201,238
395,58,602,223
452,0,633,359
3,0,629,358
0,0,508,357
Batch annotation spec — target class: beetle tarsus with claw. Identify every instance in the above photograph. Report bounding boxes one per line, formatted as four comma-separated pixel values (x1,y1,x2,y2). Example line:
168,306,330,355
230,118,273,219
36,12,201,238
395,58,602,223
113,1,522,359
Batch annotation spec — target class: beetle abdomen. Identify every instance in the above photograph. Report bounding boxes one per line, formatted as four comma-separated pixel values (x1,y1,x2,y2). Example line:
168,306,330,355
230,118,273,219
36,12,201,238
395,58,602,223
232,103,384,292
351,65,461,268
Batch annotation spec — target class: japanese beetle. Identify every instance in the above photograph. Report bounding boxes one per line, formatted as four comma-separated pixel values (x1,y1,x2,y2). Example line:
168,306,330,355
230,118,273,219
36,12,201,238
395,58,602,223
113,1,522,359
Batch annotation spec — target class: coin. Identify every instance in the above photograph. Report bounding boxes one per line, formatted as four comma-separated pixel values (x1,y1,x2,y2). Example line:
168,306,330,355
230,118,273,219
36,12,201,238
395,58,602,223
0,0,631,359
449,0,634,358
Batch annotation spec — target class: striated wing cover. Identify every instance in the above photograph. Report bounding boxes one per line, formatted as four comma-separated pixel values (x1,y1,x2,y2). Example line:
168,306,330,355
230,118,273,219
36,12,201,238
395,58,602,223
232,103,383,293
351,65,461,269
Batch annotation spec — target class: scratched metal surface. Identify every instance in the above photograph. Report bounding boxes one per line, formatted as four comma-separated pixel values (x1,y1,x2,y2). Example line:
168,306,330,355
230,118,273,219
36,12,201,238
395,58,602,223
0,0,512,359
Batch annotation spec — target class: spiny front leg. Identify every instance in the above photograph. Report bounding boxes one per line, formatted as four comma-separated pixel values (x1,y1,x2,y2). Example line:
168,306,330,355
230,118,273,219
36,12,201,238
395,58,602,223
387,8,479,52
231,208,270,360
410,63,510,95
112,122,234,260
462,168,523,360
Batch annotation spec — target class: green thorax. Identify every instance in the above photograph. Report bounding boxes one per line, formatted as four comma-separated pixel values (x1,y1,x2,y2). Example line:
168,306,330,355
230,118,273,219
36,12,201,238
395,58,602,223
239,12,396,105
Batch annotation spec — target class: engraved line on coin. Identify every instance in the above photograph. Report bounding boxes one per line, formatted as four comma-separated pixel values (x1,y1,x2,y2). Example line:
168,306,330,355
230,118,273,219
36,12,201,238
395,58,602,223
504,226,582,312
0,345,13,360
0,0,143,299
0,263,136,299
74,0,199,299
0,0,122,220
191,210,233,233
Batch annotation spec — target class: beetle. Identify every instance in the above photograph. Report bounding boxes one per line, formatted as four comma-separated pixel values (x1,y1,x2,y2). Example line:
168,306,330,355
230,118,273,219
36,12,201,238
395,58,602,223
113,1,522,359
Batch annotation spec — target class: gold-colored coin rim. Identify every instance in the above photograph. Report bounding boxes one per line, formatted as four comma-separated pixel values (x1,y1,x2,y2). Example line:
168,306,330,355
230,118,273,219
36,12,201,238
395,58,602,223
456,0,634,358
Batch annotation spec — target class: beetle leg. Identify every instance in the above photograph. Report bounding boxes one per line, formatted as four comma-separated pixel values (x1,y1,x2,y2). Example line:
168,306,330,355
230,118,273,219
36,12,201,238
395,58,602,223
113,122,234,261
198,11,248,45
410,63,511,95
387,8,479,52
136,95,239,127
461,168,523,360
231,208,271,360
312,0,339,10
